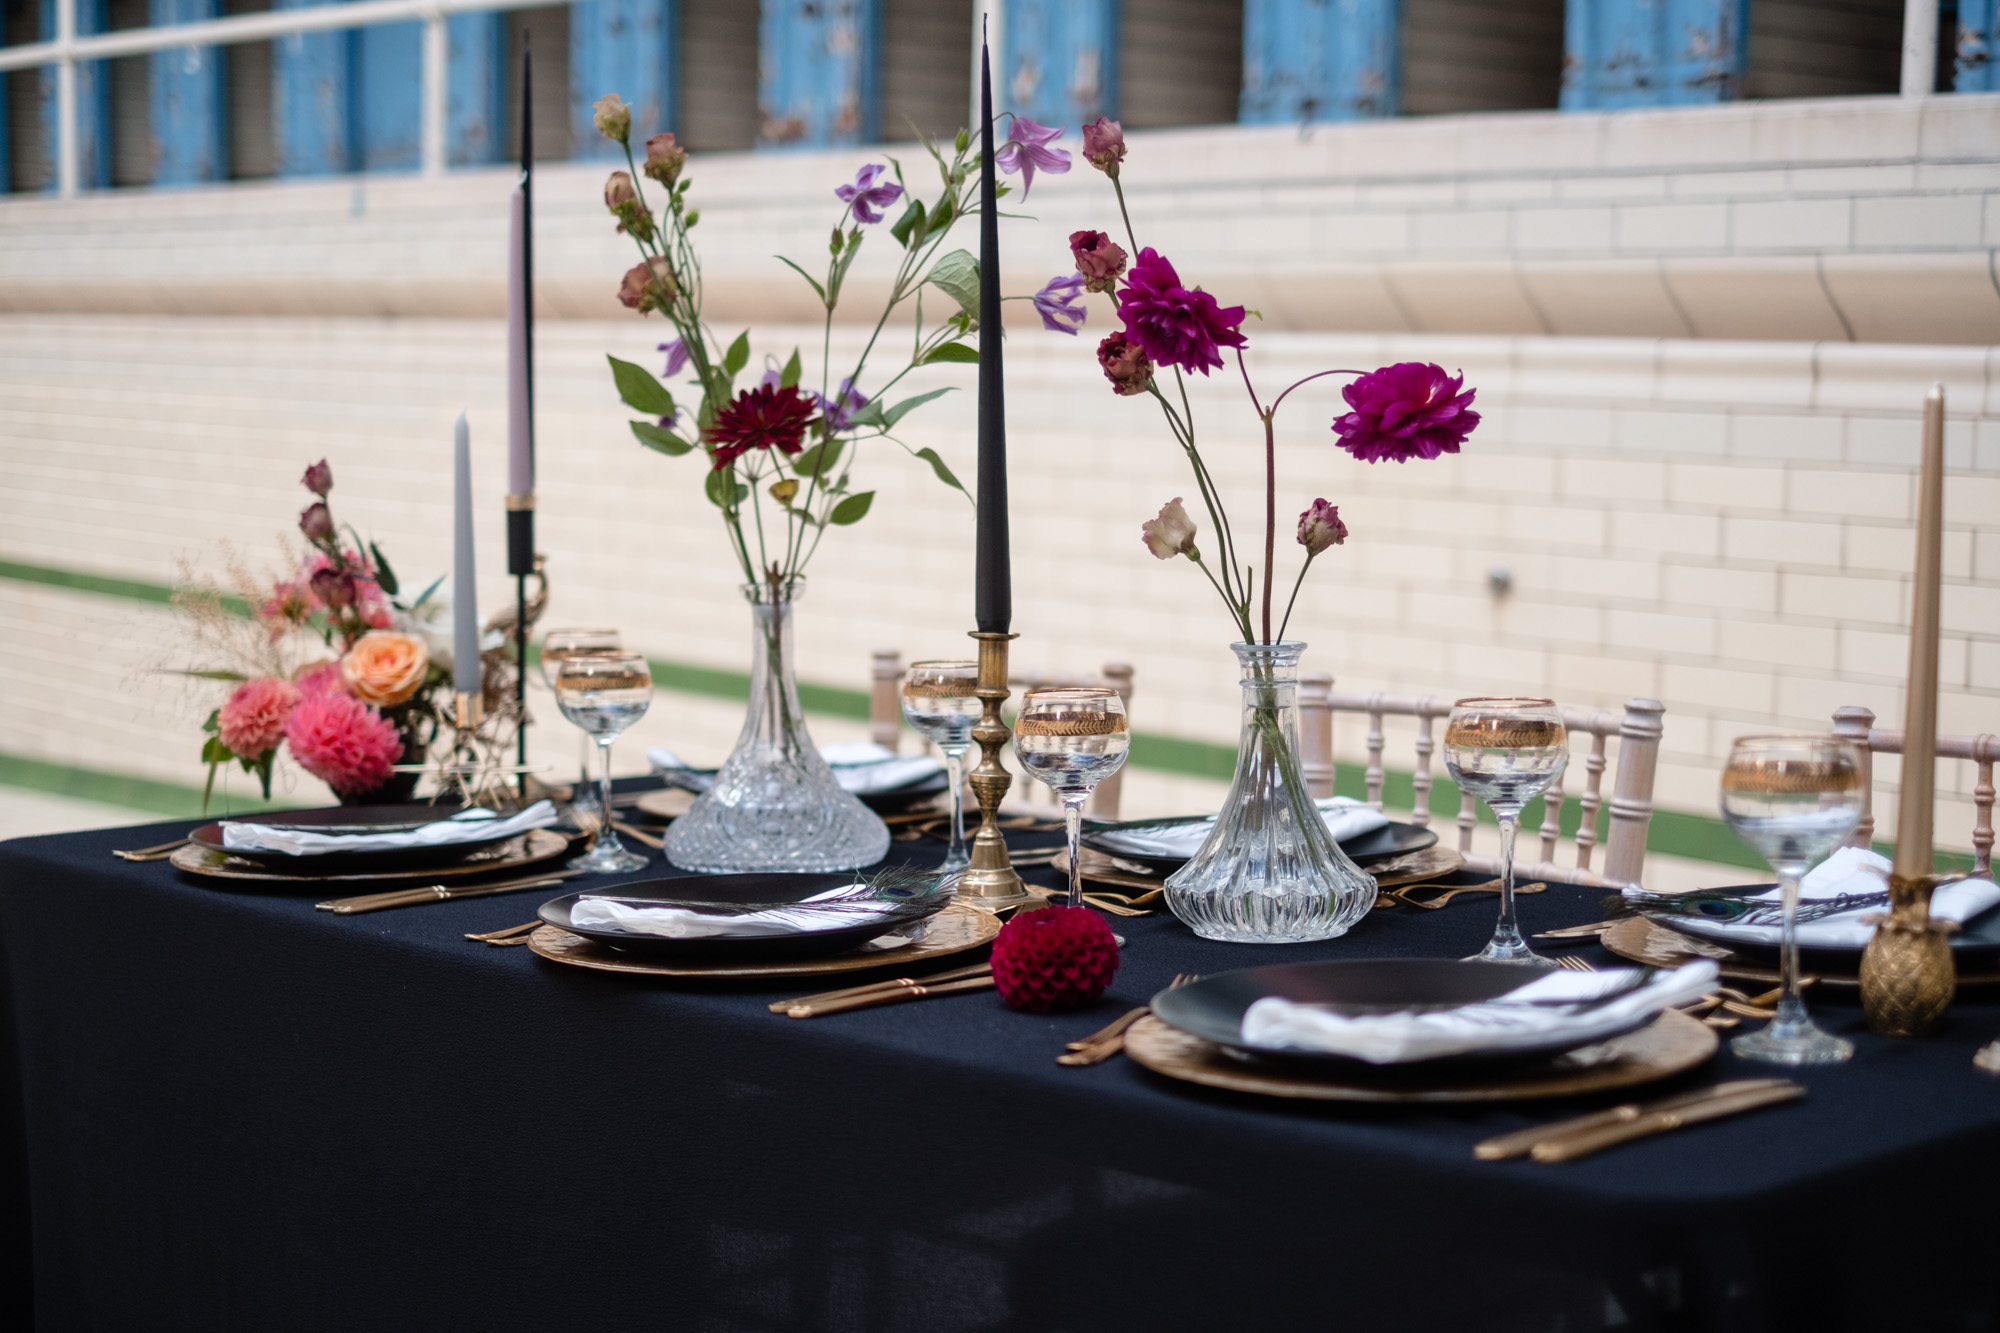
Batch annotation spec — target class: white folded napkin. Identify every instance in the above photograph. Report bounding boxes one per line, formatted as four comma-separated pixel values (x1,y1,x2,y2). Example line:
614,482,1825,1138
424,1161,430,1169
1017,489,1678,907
219,802,560,856
648,744,944,795
1239,961,1719,1065
1090,797,1391,860
570,883,907,940
1626,846,2000,950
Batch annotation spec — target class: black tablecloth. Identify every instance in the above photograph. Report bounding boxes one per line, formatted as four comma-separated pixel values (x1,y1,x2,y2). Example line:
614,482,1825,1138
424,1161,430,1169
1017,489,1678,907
1,798,1993,1332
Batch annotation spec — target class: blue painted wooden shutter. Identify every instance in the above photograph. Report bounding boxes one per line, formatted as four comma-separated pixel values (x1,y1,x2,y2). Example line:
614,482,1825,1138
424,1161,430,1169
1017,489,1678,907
149,0,223,185
40,0,111,189
273,0,352,176
1003,0,1117,129
446,13,505,166
572,0,676,160
757,0,876,148
1240,0,1400,124
1960,0,1997,91
354,19,422,171
1561,0,1748,109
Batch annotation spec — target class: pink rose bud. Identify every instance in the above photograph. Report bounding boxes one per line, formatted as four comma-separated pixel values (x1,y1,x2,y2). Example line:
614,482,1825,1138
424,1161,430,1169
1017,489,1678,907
592,93,631,144
1096,329,1153,397
301,458,333,497
644,132,687,186
617,256,678,314
1296,498,1348,556
1141,497,1199,561
1069,230,1128,294
299,501,334,544
309,567,356,609
1082,117,1126,175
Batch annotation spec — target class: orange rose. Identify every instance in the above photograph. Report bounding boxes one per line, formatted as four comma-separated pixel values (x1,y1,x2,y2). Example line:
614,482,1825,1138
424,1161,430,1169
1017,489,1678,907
340,631,429,707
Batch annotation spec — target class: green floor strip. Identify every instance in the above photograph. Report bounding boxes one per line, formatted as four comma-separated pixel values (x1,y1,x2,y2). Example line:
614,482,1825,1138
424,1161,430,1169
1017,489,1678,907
3,557,1969,872
0,752,279,819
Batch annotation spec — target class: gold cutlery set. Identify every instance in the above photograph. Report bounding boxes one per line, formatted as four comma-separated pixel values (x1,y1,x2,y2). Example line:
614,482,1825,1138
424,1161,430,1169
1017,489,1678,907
315,870,581,915
1475,1079,1805,1163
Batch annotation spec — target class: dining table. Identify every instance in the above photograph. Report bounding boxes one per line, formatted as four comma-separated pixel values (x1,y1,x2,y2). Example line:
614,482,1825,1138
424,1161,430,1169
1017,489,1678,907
1,781,1994,1332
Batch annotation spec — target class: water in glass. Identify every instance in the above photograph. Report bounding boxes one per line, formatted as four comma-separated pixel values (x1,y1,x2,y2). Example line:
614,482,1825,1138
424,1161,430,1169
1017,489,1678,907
554,651,653,876
541,628,623,818
1014,687,1130,909
902,660,980,874
1444,698,1568,968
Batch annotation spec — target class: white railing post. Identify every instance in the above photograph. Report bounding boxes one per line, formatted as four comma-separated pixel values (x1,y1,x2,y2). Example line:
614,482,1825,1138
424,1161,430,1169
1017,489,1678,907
421,8,448,178
55,0,79,198
1901,0,1940,96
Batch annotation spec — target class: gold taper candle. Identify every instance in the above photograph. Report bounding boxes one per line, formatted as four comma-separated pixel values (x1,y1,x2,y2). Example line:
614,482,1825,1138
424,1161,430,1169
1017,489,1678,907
1892,384,1946,880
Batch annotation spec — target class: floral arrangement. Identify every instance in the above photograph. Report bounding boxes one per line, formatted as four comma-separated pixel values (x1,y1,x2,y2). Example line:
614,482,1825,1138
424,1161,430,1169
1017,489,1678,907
1036,117,1481,644
588,94,1046,588
177,460,498,806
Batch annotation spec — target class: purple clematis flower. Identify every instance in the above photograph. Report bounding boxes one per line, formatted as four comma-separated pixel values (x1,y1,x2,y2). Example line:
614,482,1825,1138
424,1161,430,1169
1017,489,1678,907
1033,273,1088,335
993,117,1072,197
815,377,870,432
1332,362,1480,463
658,338,691,378
835,163,905,224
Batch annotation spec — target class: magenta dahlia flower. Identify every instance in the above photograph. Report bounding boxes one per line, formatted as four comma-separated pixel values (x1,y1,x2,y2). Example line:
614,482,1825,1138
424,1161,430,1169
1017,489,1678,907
285,693,403,796
218,677,303,759
835,163,903,225
993,116,1071,196
707,383,818,470
1115,248,1246,376
1332,362,1480,463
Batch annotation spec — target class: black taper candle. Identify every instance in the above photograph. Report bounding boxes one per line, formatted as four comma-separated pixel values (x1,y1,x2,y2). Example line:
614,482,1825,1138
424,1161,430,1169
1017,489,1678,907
973,29,1010,634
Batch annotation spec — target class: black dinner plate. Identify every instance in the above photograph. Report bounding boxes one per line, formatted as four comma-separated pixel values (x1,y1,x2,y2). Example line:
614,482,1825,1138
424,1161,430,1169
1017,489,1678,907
1650,882,2000,970
190,802,498,871
537,873,949,962
1081,817,1437,875
1149,959,1656,1070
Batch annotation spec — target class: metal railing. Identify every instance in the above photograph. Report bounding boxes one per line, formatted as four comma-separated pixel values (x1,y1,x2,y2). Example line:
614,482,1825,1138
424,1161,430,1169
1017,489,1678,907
0,0,533,196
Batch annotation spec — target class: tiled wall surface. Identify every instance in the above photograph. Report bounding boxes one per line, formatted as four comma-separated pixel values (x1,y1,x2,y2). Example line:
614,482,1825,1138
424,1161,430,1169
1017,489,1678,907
1,314,1994,865
1,94,1997,342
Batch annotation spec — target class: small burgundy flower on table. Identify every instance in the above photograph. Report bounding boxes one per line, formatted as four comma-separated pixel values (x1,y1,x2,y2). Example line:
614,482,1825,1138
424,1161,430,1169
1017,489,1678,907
993,117,1072,196
1070,229,1127,293
990,905,1120,1013
1116,248,1246,376
1332,362,1480,463
1097,330,1153,396
1033,273,1088,335
835,163,904,225
706,383,818,470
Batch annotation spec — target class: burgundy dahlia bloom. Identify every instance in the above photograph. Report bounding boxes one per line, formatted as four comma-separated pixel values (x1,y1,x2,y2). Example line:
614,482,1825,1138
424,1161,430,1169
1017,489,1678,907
1332,362,1480,463
1069,229,1127,293
706,383,818,470
1115,248,1246,376
1096,330,1153,396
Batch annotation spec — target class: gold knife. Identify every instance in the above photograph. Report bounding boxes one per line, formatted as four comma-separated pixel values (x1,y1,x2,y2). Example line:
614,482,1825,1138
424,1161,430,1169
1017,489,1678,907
315,870,581,915
1474,1079,1795,1160
786,975,995,1018
1529,1081,1805,1162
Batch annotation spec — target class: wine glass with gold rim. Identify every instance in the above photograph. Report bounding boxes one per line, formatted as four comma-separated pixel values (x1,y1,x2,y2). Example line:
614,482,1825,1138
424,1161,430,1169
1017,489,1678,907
1444,697,1569,968
540,628,623,819
1014,687,1130,909
554,652,654,876
901,660,981,873
1718,735,1866,1066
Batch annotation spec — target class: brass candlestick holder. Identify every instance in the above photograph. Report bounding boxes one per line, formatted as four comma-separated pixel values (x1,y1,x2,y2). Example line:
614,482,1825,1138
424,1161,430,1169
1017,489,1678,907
955,630,1039,914
1859,871,1957,1036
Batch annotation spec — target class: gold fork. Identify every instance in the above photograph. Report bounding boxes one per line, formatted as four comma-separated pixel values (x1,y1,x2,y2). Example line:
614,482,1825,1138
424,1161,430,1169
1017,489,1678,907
1057,973,1197,1067
112,836,191,862
465,921,542,944
1555,954,1598,973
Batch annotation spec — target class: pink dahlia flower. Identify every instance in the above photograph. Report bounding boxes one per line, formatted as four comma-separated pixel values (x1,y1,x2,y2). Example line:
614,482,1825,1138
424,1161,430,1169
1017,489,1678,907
1115,248,1246,376
218,677,302,759
1332,362,1480,463
285,693,403,796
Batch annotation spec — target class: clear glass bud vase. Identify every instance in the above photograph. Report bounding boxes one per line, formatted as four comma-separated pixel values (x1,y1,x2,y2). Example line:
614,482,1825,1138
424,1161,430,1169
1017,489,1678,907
664,580,890,873
1163,642,1376,943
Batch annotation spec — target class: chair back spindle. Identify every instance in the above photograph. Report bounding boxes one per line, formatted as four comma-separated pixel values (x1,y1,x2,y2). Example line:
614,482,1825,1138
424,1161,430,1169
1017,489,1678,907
1299,672,1335,800
869,650,903,753
1830,704,1999,877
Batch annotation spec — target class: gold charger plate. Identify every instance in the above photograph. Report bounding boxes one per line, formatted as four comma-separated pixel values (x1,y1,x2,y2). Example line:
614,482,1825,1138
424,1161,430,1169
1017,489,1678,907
525,899,1000,979
1601,915,2000,989
167,828,571,884
633,788,696,822
1122,1008,1717,1104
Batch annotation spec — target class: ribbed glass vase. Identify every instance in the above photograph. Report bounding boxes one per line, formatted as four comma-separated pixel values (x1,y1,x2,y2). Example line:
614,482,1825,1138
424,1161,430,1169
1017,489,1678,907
664,580,889,872
1163,642,1375,943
